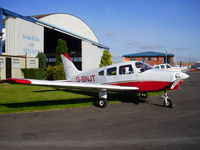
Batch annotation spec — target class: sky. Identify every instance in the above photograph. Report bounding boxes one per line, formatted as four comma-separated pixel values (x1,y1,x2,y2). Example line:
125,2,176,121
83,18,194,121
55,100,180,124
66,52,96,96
1,0,200,62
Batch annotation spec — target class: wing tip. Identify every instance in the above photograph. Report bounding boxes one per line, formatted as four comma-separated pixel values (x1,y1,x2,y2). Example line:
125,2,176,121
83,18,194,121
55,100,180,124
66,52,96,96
5,78,32,84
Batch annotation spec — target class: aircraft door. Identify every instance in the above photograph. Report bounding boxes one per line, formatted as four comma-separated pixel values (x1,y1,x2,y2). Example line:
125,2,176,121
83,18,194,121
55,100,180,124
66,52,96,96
97,70,106,83
105,67,118,83
118,64,137,83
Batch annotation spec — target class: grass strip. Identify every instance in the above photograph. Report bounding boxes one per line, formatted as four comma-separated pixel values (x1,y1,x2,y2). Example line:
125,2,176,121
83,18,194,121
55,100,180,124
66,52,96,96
0,83,163,114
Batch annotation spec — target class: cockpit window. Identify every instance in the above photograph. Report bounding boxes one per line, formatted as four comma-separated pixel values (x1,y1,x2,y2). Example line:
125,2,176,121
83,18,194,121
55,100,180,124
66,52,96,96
166,64,171,68
119,65,134,75
98,70,104,76
135,62,153,72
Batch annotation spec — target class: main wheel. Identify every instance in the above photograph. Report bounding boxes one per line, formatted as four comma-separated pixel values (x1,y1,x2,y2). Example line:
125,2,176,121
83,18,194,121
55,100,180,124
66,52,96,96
98,99,107,108
163,98,174,108
140,92,148,99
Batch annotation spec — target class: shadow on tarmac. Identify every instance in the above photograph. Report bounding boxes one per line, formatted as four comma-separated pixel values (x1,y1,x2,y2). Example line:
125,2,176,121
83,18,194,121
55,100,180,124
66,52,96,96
0,89,149,108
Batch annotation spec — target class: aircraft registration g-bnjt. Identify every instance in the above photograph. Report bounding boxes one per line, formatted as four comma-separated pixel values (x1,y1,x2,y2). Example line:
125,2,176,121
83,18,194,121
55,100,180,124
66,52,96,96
6,53,189,108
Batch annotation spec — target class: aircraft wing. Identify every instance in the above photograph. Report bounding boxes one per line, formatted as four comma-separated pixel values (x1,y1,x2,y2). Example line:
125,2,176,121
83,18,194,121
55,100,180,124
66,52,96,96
6,78,139,91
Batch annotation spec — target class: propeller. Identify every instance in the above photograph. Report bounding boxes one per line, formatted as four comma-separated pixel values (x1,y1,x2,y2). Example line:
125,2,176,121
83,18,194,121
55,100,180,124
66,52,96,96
170,72,189,89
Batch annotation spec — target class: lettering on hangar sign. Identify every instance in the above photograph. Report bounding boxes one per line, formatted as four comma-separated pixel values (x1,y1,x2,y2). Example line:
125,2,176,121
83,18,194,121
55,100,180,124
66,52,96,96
76,75,95,82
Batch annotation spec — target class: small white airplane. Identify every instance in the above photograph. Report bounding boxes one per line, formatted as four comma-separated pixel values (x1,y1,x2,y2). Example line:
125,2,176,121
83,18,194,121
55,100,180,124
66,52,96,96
6,53,189,108
153,64,185,72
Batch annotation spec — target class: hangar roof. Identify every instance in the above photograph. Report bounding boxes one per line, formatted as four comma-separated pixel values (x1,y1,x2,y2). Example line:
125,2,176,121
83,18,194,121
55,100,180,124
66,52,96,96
123,51,174,57
33,13,99,43
1,8,109,49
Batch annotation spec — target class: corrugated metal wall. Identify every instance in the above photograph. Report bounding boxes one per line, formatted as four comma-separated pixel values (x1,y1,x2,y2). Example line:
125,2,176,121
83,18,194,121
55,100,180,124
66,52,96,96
5,17,44,57
82,41,103,71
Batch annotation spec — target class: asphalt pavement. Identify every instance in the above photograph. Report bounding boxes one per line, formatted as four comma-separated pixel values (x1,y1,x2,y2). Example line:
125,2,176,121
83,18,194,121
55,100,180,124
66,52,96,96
0,72,200,150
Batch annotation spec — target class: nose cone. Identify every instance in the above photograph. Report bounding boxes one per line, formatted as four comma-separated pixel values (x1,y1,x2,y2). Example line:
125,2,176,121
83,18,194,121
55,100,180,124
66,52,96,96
176,72,189,80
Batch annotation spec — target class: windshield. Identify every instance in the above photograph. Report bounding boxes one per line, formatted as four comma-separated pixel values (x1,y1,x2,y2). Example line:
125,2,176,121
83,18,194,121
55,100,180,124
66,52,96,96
166,64,171,68
135,62,153,72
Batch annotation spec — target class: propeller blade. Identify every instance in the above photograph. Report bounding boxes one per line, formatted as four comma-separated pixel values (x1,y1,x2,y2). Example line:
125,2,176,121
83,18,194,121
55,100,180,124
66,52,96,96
170,76,182,89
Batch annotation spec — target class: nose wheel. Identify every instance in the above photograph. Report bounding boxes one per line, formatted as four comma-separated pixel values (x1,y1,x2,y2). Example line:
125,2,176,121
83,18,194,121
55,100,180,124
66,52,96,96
163,98,173,107
162,91,174,108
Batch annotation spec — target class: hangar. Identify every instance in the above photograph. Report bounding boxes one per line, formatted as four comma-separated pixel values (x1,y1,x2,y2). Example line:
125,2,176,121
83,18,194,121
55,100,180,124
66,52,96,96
0,8,108,79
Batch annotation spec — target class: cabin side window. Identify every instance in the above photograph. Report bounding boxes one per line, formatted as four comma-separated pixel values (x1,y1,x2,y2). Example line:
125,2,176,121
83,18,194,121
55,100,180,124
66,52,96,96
107,67,117,76
119,65,134,75
98,70,104,76
161,65,165,69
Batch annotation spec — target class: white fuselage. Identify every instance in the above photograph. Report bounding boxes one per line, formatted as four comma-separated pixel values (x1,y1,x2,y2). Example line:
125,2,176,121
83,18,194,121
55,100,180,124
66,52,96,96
68,61,186,92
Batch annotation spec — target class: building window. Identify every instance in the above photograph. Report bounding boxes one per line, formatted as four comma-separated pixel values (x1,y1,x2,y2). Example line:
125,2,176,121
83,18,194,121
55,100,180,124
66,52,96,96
0,58,4,68
30,60,36,68
73,57,82,62
48,58,56,63
130,57,136,61
148,57,152,61
107,67,117,76
13,59,20,68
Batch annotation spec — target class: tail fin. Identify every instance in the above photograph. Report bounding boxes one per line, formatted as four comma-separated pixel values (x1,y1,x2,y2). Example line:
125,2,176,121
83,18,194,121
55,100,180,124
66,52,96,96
61,53,81,80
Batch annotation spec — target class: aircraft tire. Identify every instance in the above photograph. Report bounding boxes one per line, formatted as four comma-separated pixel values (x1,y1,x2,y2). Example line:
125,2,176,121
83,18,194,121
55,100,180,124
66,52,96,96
98,99,107,108
140,92,148,99
163,98,174,108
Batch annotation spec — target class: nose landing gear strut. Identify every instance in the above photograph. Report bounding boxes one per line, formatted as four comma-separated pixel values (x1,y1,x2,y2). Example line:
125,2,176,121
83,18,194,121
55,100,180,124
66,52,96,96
162,91,174,108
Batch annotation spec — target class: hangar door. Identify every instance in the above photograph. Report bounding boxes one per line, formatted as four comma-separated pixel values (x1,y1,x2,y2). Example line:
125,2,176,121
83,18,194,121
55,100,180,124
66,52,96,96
44,27,82,70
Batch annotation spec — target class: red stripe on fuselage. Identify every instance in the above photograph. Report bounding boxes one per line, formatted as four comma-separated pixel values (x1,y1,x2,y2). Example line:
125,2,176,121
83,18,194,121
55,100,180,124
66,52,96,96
111,81,173,92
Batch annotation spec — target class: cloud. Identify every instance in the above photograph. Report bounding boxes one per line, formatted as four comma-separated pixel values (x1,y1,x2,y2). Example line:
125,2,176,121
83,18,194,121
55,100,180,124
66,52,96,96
105,31,129,37
126,39,139,46
105,32,116,37
174,47,190,51
126,39,165,50
139,42,165,50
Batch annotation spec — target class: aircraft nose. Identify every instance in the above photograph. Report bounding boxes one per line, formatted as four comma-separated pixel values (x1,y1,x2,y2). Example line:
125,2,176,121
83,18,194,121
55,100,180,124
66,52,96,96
176,72,189,80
